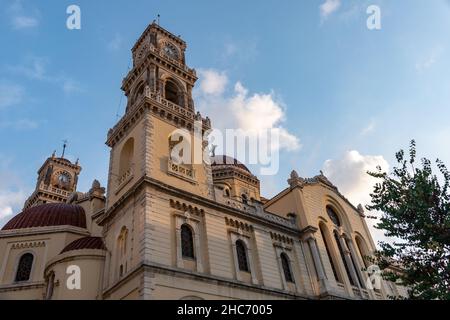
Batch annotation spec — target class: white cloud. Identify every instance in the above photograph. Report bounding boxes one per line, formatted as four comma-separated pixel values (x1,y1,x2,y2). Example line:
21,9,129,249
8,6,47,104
195,69,301,154
62,79,82,94
107,33,123,52
0,118,39,130
415,47,444,72
360,120,376,136
0,190,25,220
12,15,39,29
198,69,228,96
320,0,341,20
323,150,389,244
0,156,28,226
0,84,24,109
8,56,48,80
8,56,81,94
8,0,40,30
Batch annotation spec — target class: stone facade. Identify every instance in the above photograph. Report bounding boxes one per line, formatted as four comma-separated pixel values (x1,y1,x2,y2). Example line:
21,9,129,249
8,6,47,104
0,22,407,300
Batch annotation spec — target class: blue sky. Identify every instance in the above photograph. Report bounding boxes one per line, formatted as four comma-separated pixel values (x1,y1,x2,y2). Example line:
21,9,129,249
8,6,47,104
1,0,450,240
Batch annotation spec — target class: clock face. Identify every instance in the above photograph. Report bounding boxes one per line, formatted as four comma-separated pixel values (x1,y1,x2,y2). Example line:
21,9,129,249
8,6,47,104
57,172,71,188
163,44,178,60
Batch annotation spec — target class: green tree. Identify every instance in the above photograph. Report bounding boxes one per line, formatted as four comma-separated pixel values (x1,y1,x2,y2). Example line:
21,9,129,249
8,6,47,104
367,140,450,300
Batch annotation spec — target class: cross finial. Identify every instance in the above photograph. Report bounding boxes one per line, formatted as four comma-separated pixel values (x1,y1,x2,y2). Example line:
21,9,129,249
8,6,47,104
157,14,160,26
61,139,68,158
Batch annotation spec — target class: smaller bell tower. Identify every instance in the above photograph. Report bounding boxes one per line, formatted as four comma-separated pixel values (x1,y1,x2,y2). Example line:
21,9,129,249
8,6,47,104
23,151,81,209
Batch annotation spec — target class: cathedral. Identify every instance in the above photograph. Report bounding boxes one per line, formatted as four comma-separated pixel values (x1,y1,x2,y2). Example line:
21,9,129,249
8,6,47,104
0,22,406,300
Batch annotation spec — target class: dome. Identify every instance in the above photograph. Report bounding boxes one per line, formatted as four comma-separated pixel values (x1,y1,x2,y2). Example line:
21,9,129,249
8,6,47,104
210,155,251,173
61,236,106,254
1,203,86,231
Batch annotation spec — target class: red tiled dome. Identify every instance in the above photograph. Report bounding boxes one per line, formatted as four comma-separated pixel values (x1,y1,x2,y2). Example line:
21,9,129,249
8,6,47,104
1,203,86,231
211,155,251,173
61,236,106,254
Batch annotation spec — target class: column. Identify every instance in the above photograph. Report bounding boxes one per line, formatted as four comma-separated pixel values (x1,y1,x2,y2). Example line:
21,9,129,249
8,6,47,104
338,234,361,291
175,218,183,268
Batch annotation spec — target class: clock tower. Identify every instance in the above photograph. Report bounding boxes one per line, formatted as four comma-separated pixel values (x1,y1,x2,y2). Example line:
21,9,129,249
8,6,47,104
100,22,214,296
23,152,81,209
105,22,213,209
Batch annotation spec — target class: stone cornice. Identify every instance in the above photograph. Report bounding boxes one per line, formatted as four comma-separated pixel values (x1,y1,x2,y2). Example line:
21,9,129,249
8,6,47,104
0,225,89,239
102,261,313,300
122,48,196,93
97,175,299,234
106,92,210,148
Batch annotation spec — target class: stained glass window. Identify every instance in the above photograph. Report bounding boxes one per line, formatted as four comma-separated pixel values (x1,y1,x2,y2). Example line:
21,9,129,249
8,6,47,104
327,206,341,226
181,224,195,259
281,253,294,283
236,240,249,272
15,253,33,282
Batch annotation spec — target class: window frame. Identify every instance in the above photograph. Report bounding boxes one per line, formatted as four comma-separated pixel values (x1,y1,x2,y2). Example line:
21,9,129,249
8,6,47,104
235,239,250,272
14,252,35,283
180,223,195,260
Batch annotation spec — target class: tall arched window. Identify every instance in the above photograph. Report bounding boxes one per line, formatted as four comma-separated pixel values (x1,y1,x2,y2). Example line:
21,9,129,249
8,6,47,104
334,231,355,286
117,226,128,278
326,206,341,227
165,80,184,107
355,236,370,269
119,138,134,178
280,253,294,283
319,223,341,282
236,240,249,272
241,194,248,205
45,272,55,300
181,224,195,259
132,81,145,104
346,238,364,288
15,253,34,282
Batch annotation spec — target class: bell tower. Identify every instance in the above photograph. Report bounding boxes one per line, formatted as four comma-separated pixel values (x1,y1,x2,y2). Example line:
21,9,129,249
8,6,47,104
105,22,213,209
23,151,81,209
101,23,214,295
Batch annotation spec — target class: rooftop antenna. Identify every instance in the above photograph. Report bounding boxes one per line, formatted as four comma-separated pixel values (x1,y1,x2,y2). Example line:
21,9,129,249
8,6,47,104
61,139,68,158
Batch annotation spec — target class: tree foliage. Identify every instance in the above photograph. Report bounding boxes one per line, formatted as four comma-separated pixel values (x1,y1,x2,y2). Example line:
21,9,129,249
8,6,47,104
367,140,450,300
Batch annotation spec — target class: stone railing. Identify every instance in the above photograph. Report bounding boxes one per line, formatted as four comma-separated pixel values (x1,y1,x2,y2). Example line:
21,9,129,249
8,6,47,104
352,287,370,300
218,195,297,229
222,198,256,214
167,159,196,183
39,182,71,197
117,168,133,190
150,92,196,120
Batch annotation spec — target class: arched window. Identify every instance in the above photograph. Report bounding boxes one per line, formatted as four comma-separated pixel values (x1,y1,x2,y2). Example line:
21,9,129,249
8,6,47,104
346,238,364,288
117,226,128,278
236,240,249,272
15,253,34,282
165,80,184,107
181,224,195,259
224,188,230,198
119,138,134,178
45,272,55,300
132,82,145,104
334,231,355,286
241,194,248,205
326,206,341,227
355,236,370,268
319,223,341,282
280,253,294,283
